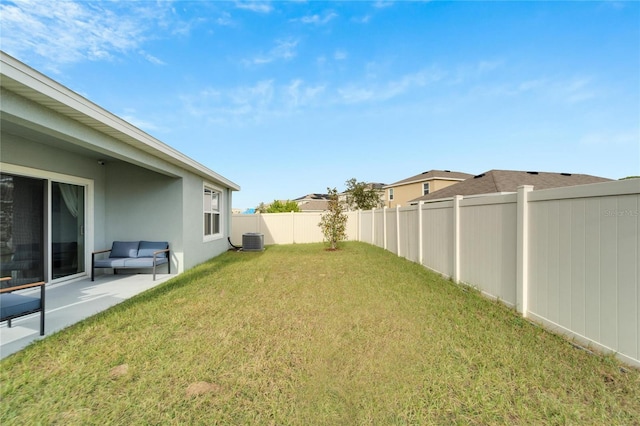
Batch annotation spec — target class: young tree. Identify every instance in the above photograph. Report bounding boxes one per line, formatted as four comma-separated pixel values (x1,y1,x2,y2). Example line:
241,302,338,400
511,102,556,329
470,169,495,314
318,187,348,250
266,200,300,213
344,178,384,210
255,202,268,213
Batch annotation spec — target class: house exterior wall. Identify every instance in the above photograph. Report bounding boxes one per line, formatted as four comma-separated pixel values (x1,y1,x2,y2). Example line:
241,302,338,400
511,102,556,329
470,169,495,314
104,162,184,270
1,82,235,277
181,173,232,269
386,179,462,208
1,133,105,270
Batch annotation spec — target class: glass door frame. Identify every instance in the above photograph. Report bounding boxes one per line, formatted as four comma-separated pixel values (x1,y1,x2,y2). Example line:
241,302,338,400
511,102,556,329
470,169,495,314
1,163,94,284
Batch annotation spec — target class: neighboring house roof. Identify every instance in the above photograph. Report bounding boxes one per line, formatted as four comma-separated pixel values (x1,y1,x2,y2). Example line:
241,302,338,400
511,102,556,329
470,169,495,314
384,170,473,188
294,193,329,201
298,200,329,212
410,169,613,202
0,51,240,191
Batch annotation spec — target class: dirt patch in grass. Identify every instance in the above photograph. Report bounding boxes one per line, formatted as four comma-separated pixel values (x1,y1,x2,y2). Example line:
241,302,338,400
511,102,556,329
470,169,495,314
186,381,222,397
109,364,129,379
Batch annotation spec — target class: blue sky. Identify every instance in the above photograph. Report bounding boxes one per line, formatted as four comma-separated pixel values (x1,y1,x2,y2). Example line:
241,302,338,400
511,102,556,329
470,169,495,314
1,0,638,210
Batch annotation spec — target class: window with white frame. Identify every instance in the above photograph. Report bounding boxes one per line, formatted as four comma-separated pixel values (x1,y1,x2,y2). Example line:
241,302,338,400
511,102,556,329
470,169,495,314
423,182,430,195
389,188,394,200
203,185,221,238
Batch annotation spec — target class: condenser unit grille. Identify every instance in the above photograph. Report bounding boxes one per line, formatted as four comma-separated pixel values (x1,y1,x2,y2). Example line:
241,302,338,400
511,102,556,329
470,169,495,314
242,233,264,251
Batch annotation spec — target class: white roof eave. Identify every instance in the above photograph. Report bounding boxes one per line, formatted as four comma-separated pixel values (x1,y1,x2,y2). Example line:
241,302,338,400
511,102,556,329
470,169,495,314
0,51,240,191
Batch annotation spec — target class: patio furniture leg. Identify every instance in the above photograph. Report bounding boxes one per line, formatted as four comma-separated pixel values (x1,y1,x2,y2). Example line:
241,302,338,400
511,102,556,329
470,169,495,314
39,283,45,336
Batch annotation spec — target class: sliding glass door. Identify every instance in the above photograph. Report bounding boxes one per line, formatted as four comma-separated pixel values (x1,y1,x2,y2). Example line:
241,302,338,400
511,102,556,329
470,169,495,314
0,174,46,284
0,172,87,283
52,182,85,279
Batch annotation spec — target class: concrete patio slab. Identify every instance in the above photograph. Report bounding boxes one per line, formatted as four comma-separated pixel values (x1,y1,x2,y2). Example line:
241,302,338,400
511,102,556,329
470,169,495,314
1,273,176,359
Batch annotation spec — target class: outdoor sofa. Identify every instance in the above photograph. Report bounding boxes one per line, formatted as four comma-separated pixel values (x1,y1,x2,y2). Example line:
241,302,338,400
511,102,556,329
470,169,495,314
0,277,46,335
91,241,170,281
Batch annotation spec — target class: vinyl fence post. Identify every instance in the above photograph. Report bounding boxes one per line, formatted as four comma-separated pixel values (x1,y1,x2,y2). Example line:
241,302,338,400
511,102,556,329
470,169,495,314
453,195,462,284
396,205,401,257
383,206,388,250
517,185,534,317
371,207,375,245
418,201,424,265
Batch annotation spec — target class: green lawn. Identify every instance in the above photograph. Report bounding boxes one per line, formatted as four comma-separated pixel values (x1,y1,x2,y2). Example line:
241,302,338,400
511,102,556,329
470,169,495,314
1,242,638,424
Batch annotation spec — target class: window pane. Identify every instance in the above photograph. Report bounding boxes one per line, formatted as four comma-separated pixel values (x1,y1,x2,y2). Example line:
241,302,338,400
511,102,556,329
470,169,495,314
213,213,220,234
211,192,219,212
0,173,45,285
203,188,211,213
204,212,212,235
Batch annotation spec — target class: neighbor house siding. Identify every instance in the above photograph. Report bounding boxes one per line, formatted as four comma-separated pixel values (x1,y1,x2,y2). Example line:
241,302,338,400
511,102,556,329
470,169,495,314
387,179,462,208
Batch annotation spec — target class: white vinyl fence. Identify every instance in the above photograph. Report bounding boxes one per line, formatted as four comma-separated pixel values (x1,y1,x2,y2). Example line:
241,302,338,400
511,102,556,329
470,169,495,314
232,179,639,367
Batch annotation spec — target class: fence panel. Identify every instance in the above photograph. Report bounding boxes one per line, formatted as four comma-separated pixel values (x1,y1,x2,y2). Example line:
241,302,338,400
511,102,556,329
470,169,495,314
386,208,398,255
421,200,454,277
459,195,518,306
527,186,639,366
291,213,323,243
373,209,385,248
399,206,420,262
346,211,359,242
359,210,372,244
230,214,261,246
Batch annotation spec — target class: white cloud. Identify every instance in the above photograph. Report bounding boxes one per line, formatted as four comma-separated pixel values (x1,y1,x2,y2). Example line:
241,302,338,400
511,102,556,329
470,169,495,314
352,15,371,24
373,1,394,9
139,51,166,66
337,67,445,104
235,1,273,14
468,74,598,105
560,77,596,103
0,0,178,70
337,87,375,104
286,79,325,108
181,78,327,125
216,12,235,26
293,12,338,25
334,50,348,61
248,39,299,65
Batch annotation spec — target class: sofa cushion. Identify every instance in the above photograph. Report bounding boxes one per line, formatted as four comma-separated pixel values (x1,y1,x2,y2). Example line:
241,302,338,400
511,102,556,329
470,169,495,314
1,293,41,320
138,241,168,258
123,257,168,268
110,241,140,258
94,258,128,268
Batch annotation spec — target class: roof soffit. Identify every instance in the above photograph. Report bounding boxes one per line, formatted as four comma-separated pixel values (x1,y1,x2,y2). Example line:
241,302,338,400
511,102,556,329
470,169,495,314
1,52,240,190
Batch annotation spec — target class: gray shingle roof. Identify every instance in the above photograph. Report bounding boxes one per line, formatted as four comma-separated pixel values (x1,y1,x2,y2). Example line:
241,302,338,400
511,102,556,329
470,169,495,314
410,169,613,202
298,200,329,211
385,170,474,188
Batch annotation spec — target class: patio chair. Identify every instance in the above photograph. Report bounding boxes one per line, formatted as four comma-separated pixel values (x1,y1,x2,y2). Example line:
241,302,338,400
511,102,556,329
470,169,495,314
0,277,46,336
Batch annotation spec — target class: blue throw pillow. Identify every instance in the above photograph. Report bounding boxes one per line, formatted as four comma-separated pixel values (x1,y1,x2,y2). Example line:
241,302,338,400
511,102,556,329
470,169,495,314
138,241,168,258
110,241,140,258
